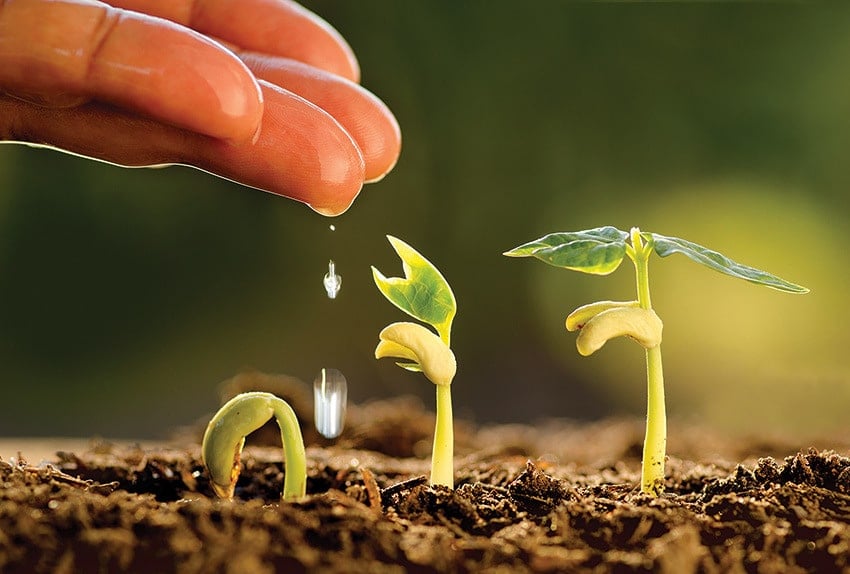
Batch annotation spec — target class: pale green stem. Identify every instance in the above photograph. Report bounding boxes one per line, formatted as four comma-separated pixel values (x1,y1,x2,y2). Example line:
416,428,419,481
272,398,308,500
642,345,666,496
630,228,666,496
202,392,307,501
430,384,454,488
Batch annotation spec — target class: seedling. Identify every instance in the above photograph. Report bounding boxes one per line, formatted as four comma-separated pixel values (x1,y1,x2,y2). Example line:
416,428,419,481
372,236,458,488
202,391,307,500
505,226,807,496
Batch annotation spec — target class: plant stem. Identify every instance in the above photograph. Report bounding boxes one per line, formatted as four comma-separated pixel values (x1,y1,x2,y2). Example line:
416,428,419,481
431,384,454,488
630,228,666,496
642,345,666,495
271,397,308,500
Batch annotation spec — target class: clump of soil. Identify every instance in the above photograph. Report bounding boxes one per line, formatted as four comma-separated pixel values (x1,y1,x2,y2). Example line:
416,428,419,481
2,372,850,573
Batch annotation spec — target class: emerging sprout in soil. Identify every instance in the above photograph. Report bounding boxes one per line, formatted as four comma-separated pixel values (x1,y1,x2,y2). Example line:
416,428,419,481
372,236,458,488
505,226,808,496
202,391,307,500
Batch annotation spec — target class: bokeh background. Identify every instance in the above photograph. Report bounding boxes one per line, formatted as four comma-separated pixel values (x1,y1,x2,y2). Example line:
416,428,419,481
1,2,848,439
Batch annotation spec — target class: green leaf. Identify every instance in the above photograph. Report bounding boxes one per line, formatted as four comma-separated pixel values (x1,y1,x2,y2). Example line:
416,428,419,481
372,236,457,344
503,226,629,275
649,233,809,294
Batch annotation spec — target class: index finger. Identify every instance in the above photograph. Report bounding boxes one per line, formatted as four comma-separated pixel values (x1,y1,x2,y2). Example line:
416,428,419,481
108,0,360,81
0,0,264,142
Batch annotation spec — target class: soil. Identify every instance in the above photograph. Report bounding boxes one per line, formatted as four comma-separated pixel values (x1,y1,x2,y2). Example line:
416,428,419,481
2,372,850,573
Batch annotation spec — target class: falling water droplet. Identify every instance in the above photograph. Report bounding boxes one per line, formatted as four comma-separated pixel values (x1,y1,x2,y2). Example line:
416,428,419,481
313,368,347,439
329,224,336,232
323,260,342,299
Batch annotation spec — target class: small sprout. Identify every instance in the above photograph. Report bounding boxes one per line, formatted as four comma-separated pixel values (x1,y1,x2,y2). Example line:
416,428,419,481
372,236,457,488
202,391,307,500
506,226,807,496
313,368,348,439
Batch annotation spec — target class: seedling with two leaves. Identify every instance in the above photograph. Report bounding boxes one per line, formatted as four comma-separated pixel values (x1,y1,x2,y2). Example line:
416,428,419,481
505,226,808,496
372,236,458,488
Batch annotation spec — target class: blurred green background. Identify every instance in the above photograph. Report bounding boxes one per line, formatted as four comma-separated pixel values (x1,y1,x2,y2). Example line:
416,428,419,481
1,2,848,439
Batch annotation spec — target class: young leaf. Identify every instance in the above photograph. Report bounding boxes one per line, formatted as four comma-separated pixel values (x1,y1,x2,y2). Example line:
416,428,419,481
375,322,456,386
372,236,457,344
649,233,809,294
503,226,629,275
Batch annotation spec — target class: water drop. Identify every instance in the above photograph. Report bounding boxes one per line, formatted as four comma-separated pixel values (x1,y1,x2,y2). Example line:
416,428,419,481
313,368,347,439
323,260,342,299
329,224,336,232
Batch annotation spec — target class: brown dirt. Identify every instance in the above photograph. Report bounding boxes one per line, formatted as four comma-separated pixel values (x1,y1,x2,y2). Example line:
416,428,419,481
2,372,850,573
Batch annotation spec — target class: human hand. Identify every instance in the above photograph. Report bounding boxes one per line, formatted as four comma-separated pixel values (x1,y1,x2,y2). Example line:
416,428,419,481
0,0,401,215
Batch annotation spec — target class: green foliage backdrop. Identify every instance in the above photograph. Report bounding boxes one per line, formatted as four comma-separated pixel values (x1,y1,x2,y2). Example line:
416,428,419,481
1,2,848,437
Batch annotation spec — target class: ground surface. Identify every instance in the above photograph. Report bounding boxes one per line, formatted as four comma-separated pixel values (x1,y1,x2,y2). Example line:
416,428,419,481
2,373,850,573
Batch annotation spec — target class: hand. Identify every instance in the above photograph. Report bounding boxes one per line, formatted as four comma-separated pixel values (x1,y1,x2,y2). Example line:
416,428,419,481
0,0,401,215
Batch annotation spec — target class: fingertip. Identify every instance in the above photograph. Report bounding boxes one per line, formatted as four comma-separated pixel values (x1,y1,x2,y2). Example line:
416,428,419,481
238,56,400,184
361,97,401,183
202,81,366,213
254,80,366,213
307,182,364,217
363,151,399,184
341,83,400,183
157,25,265,143
299,150,365,216
209,44,265,143
194,48,265,143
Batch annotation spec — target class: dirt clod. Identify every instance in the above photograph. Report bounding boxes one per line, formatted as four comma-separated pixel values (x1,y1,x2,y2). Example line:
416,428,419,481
2,379,850,573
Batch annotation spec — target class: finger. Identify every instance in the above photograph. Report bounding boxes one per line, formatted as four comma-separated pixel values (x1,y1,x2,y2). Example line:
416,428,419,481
107,0,360,82
241,54,400,183
0,0,263,142
203,81,366,215
0,81,365,215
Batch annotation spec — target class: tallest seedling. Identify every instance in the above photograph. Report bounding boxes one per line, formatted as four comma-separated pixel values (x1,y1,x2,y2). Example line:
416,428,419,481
505,226,808,496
